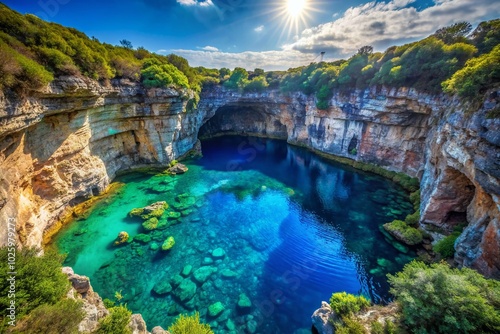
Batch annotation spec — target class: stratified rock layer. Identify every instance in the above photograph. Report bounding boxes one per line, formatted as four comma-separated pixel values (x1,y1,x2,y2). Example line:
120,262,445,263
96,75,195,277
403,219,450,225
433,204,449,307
0,79,498,277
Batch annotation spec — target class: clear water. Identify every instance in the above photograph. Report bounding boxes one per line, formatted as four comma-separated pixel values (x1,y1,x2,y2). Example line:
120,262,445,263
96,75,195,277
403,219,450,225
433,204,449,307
53,136,415,333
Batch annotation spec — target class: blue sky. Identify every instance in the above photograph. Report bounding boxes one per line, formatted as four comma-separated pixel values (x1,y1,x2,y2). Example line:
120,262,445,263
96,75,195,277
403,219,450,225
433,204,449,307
4,0,500,70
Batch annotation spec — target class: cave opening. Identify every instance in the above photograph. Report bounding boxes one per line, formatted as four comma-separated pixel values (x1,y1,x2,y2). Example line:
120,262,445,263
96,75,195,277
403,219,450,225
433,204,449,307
198,104,287,140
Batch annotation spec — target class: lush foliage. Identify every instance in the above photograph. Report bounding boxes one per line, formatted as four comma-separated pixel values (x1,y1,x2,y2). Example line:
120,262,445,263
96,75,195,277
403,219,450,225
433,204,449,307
334,315,368,334
442,44,500,99
383,220,423,245
433,232,461,258
97,305,132,334
0,248,69,330
168,312,213,334
329,292,370,317
388,261,500,334
0,4,204,94
11,299,84,334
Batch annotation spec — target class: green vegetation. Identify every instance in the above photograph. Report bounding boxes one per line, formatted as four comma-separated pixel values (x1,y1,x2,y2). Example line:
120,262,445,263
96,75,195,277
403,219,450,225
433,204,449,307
371,320,398,334
0,3,209,98
0,248,70,330
335,315,368,334
384,220,423,245
388,261,500,334
97,305,132,334
11,299,84,334
433,224,466,258
329,292,370,317
168,312,213,334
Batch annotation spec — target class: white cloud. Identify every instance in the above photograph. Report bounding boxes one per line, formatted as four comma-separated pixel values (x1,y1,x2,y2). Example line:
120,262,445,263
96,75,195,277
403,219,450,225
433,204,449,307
284,0,500,56
200,46,219,52
171,49,314,71
254,25,265,33
176,0,214,7
165,0,499,70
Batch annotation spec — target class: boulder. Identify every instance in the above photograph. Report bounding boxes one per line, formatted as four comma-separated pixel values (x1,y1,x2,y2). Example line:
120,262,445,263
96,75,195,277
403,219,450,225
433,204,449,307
168,163,188,175
152,281,172,295
311,301,336,334
208,302,225,317
181,265,193,277
237,293,252,312
173,279,197,302
114,231,129,245
211,248,226,259
151,326,168,334
193,266,217,284
129,314,148,334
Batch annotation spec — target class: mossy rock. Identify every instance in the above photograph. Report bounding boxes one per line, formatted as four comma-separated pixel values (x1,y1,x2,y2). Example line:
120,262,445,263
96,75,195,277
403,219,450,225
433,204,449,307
162,236,175,251
193,266,217,284
140,201,169,220
113,231,129,246
237,293,252,311
383,220,423,245
133,234,152,244
167,211,182,220
129,208,144,217
211,248,226,259
181,265,193,277
152,281,173,295
150,242,160,251
142,217,159,231
172,278,197,302
208,302,225,317
170,274,184,288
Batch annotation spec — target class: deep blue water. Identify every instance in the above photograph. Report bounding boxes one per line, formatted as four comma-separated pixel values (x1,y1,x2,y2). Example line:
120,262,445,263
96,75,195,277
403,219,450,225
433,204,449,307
54,136,414,333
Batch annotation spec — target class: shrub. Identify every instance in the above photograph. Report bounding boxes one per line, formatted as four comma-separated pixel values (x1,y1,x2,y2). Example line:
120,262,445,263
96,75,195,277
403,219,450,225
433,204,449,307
97,305,132,334
168,312,213,334
404,211,420,227
388,261,500,334
383,220,423,245
243,76,269,93
335,315,367,334
329,292,370,317
433,231,461,258
0,248,69,328
409,191,420,211
12,299,84,334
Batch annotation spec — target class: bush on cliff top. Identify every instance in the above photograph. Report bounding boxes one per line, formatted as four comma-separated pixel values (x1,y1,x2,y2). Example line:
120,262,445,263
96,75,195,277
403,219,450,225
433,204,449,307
97,305,132,334
168,312,213,334
388,261,500,334
0,248,69,330
329,292,370,317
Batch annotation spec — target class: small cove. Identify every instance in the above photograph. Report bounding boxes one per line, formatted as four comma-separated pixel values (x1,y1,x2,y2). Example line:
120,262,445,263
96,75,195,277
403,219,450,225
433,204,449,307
53,136,415,333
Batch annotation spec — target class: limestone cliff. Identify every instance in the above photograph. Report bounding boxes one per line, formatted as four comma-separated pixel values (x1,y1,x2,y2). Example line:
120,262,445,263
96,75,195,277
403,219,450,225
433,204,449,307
0,79,498,277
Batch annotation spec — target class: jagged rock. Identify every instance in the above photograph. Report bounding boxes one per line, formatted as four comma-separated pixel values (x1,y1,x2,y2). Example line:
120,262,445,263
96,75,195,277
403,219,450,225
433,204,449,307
151,326,168,334
129,314,148,334
168,163,188,174
152,281,172,295
311,301,336,334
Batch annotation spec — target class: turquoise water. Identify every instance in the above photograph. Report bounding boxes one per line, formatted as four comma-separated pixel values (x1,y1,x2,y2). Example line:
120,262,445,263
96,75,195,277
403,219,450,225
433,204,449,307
54,136,415,333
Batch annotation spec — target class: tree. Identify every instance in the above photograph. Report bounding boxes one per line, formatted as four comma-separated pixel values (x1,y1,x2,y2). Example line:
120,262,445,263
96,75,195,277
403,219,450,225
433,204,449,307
388,261,500,334
357,45,373,56
434,22,472,44
119,39,133,49
223,67,248,90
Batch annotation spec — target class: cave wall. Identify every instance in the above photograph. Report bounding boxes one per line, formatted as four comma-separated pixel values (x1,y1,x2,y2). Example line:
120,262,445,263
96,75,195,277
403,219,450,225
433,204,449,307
0,79,499,277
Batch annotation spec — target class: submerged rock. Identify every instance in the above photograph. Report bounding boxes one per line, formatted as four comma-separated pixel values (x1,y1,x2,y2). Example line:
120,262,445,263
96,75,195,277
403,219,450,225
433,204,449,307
133,234,151,244
193,266,217,284
211,247,226,259
237,293,252,312
152,281,172,295
208,302,225,317
162,236,175,251
181,265,193,277
173,278,197,302
114,231,129,246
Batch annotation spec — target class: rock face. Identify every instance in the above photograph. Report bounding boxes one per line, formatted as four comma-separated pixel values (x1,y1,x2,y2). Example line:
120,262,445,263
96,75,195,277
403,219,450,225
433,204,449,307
311,301,336,334
0,79,499,277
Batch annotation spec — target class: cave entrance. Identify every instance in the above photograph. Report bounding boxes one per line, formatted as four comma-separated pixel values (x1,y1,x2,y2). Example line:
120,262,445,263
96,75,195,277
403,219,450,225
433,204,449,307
424,166,476,230
198,105,287,140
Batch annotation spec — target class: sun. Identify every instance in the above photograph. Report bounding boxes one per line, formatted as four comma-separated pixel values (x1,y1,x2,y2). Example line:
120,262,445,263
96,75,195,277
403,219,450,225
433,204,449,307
286,0,306,17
